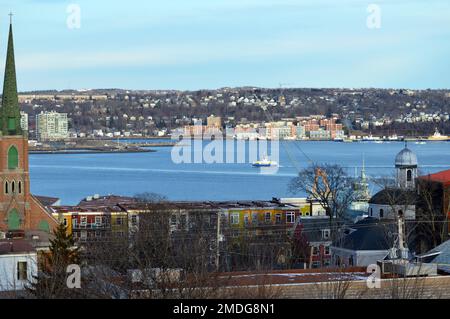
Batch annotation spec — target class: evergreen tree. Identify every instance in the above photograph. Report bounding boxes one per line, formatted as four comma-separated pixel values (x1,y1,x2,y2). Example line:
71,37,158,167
27,223,81,298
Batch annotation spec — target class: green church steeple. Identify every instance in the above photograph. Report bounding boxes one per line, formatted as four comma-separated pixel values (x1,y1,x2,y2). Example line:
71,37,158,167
1,18,22,136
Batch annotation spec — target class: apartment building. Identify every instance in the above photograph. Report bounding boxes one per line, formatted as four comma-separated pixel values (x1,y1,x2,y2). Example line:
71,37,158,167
35,111,69,141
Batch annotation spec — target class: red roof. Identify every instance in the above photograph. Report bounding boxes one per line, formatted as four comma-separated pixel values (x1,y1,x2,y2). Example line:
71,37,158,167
419,169,450,186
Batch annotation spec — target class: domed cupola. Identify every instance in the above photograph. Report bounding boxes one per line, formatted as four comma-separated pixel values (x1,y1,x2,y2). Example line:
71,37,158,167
395,147,418,168
395,144,418,189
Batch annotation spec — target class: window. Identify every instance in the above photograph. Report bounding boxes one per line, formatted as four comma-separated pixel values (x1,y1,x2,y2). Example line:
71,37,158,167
324,246,330,255
80,231,87,240
131,215,138,226
275,213,282,224
4,181,8,194
95,216,103,226
80,217,87,226
264,212,271,224
231,213,239,225
72,219,77,228
17,262,27,281
370,208,373,216
243,214,249,226
312,261,321,268
252,212,258,225
407,169,412,182
322,229,330,239
63,218,68,226
116,217,124,225
170,215,177,226
379,209,384,218
11,181,15,193
286,212,295,223
312,246,319,255
180,214,187,228
18,181,21,194
8,146,18,169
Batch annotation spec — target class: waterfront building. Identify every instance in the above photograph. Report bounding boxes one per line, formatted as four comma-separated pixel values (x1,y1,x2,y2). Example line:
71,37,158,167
294,124,305,139
308,129,331,140
35,111,69,141
0,22,58,239
183,124,222,138
234,125,259,140
206,115,222,128
265,122,293,140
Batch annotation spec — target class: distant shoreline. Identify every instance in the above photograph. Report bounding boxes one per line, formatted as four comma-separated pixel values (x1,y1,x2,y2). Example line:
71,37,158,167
29,149,155,155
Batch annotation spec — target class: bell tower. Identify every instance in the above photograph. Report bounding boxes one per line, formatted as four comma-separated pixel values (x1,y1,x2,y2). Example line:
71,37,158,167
0,18,57,235
395,143,418,190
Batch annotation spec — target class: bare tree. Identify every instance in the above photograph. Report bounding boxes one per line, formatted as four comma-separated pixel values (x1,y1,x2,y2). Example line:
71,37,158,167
81,195,224,299
416,176,450,252
289,163,355,240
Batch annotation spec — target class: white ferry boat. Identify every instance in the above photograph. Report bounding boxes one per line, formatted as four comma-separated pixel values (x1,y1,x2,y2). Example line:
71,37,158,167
252,156,278,167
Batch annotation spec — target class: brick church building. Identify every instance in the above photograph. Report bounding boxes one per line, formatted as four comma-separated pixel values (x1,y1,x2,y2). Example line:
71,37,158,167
0,22,58,240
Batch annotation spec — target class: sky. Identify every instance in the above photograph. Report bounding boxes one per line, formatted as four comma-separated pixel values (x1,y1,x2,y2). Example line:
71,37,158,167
0,0,449,91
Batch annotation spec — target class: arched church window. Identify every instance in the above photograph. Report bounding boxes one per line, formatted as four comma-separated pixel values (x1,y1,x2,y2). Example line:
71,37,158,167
11,181,15,193
38,220,50,233
7,209,20,230
18,181,22,194
407,169,412,182
379,209,384,218
5,181,8,194
8,146,18,169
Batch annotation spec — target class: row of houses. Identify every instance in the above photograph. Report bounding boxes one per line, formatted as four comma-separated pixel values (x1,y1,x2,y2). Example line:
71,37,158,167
44,196,327,239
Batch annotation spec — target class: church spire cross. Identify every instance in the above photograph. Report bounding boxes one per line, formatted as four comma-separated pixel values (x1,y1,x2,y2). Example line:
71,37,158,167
9,12,13,24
